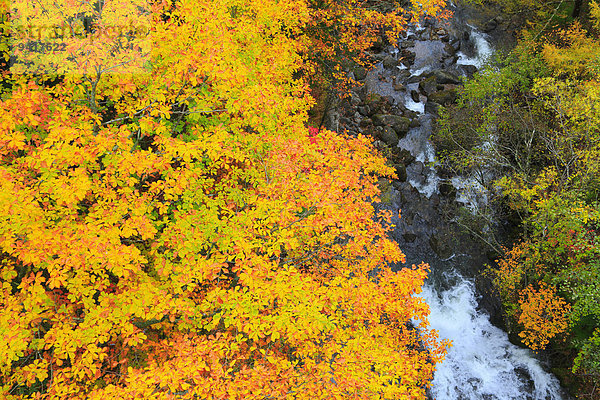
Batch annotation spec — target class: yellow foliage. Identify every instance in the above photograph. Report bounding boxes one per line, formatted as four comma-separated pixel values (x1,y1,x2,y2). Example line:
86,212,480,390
0,0,448,398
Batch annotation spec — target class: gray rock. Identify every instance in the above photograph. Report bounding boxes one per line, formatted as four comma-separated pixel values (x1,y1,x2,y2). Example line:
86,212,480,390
353,66,368,81
450,38,460,51
412,161,424,175
393,82,405,92
402,232,417,242
392,148,415,165
394,69,411,80
407,75,422,84
323,110,339,131
359,118,373,130
380,126,399,147
419,76,438,96
395,164,407,182
357,105,370,116
425,101,442,115
383,56,398,69
431,70,461,85
428,88,457,105
401,40,415,49
443,55,459,68
371,114,411,136
411,90,420,102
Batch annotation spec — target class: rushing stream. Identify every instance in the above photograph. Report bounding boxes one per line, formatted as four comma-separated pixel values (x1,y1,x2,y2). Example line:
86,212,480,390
399,17,568,400
344,5,571,399
421,275,565,399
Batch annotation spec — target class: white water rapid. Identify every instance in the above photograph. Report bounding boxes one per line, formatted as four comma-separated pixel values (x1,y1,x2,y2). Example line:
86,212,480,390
419,275,565,399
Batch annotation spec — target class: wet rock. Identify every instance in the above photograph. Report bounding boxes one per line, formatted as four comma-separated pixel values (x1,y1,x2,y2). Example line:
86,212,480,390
392,148,415,165
428,88,457,105
407,75,422,84
353,66,368,81
394,69,411,80
379,126,400,147
395,163,407,182
392,77,405,92
431,70,462,85
412,161,424,175
409,118,421,128
425,101,442,116
410,90,420,102
461,64,478,78
371,114,411,136
401,39,415,49
399,49,415,64
419,76,438,96
443,55,459,68
383,56,398,69
402,232,417,243
450,37,460,50
429,232,453,259
444,42,457,57
475,274,505,329
483,18,498,33
357,105,370,116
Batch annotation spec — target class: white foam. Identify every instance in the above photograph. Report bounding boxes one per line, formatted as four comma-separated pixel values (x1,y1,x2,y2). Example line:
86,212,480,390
405,97,425,113
451,175,489,213
408,174,440,198
457,28,493,68
418,277,565,399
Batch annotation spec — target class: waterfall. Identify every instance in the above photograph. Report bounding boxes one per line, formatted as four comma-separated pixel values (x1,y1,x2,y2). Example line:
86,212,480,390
419,274,565,399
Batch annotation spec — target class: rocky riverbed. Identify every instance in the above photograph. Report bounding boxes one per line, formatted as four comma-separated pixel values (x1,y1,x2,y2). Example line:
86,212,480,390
321,2,508,323
319,2,571,398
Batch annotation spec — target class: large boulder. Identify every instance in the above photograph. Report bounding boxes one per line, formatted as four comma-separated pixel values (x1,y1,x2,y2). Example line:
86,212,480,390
371,114,411,136
379,126,399,147
419,76,439,96
382,56,398,69
429,232,453,259
425,101,442,116
431,70,462,85
428,88,457,105
394,163,407,182
353,66,368,81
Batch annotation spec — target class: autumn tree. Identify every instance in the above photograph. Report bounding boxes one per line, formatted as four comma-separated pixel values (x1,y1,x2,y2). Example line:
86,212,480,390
0,0,449,398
